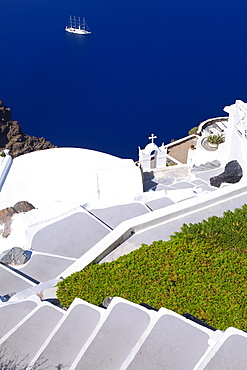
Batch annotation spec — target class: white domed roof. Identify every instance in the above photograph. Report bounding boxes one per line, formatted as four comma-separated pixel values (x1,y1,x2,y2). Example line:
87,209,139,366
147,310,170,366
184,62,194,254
0,147,142,207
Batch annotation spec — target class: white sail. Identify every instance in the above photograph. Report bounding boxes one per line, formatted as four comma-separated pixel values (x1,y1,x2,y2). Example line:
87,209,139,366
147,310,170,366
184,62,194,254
65,16,91,35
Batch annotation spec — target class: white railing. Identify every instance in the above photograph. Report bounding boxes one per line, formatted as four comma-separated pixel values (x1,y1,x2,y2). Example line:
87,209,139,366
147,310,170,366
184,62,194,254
0,151,12,191
59,179,247,279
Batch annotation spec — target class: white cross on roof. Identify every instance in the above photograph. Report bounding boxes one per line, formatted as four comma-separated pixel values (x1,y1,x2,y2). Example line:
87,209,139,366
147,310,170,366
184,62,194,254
148,133,157,143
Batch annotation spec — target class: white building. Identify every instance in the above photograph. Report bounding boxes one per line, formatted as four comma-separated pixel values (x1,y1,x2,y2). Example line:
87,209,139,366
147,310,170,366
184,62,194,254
0,100,247,368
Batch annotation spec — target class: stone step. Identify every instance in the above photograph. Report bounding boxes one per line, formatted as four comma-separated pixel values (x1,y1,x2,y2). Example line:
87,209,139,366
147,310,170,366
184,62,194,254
31,298,104,369
171,181,195,189
145,196,175,211
207,160,221,168
71,298,153,369
192,160,221,173
88,203,150,229
0,302,64,368
123,307,218,370
0,263,35,298
0,296,246,369
0,298,38,339
150,183,176,191
191,179,216,192
195,327,247,369
195,167,223,181
197,164,211,170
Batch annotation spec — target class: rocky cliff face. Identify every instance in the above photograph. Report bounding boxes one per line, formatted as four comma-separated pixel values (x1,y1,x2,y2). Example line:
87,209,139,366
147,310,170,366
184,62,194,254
0,100,56,158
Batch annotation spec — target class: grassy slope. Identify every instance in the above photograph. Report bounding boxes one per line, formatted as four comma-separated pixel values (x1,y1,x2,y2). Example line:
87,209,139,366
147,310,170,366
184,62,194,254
57,205,247,331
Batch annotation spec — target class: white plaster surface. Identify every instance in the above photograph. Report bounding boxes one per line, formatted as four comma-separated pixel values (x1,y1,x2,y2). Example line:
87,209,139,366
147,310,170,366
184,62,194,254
192,137,226,166
0,147,142,208
97,164,143,202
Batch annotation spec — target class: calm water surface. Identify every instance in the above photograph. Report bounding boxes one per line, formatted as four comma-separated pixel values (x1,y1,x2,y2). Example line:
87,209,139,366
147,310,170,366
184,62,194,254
1,0,247,159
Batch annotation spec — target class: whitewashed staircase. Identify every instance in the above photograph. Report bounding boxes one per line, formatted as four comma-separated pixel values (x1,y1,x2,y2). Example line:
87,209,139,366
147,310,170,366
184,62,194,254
0,296,247,369
191,160,221,173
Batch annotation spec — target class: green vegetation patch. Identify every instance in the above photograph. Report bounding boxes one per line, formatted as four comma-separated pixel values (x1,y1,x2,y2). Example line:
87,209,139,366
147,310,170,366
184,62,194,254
57,205,247,331
188,126,198,135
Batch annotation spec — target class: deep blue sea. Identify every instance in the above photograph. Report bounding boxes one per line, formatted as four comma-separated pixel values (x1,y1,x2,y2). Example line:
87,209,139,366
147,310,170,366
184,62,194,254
1,0,247,160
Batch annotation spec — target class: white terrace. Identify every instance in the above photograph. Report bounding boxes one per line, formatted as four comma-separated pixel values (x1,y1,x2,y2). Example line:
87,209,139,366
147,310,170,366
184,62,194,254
0,100,247,368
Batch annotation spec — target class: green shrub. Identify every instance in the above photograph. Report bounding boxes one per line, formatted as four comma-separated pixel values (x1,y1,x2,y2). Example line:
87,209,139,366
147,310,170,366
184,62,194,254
0,151,6,157
207,133,225,145
188,126,198,135
57,205,247,331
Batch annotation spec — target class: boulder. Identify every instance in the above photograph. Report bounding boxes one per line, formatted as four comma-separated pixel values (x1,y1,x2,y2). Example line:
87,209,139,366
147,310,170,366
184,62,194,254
13,201,35,213
2,221,12,238
0,202,35,238
210,160,243,188
0,247,29,266
100,297,113,308
0,207,17,225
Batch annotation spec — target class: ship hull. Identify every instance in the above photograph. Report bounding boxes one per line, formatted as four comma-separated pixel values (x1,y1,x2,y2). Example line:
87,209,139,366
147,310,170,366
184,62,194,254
65,27,91,35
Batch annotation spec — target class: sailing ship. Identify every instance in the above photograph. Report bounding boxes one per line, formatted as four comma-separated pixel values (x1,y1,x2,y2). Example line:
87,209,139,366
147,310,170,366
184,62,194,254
65,16,91,35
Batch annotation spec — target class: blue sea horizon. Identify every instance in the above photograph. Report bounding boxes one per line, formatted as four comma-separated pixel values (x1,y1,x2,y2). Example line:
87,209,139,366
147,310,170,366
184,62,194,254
1,0,247,160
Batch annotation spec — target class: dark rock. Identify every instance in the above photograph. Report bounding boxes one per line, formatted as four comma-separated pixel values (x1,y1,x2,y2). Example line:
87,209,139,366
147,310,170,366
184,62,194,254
0,100,12,125
2,221,12,238
0,100,57,158
210,160,243,188
0,207,17,225
210,176,223,188
99,297,113,309
0,202,35,238
0,247,29,265
13,201,35,213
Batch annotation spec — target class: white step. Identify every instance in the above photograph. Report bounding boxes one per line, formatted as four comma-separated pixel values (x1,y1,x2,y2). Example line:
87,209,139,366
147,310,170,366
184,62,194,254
1,296,246,369
195,327,247,369
0,263,35,298
123,307,217,370
31,298,104,369
145,197,174,211
71,297,153,369
0,302,63,368
0,299,38,338
89,203,150,229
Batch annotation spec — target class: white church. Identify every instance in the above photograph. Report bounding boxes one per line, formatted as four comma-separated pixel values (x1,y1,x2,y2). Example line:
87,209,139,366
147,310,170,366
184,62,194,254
0,100,247,368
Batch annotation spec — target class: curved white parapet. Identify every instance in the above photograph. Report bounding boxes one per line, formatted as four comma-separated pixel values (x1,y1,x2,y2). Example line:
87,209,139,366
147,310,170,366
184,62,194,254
197,116,228,135
0,150,12,192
